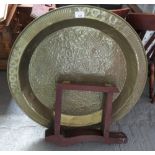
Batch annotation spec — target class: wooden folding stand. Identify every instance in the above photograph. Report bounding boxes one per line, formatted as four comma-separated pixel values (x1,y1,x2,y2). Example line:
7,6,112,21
45,82,128,146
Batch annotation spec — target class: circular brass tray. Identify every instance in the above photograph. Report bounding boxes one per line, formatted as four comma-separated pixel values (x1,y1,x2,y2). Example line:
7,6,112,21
7,5,147,127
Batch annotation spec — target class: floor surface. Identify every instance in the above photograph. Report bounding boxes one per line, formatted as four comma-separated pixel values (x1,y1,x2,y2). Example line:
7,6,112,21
1,71,155,151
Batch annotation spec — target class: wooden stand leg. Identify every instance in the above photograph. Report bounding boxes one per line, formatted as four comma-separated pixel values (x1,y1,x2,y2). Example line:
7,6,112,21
103,93,113,143
54,84,63,136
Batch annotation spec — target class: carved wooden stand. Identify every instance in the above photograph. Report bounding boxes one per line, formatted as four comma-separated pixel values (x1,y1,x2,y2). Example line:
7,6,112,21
45,82,128,146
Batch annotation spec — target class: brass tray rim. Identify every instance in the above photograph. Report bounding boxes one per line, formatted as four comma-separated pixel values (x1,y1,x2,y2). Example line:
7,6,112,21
7,5,147,127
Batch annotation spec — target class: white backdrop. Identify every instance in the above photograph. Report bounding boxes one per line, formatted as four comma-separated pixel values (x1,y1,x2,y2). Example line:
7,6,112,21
138,4,155,13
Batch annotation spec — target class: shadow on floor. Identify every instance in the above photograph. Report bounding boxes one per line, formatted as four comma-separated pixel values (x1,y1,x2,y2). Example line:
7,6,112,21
24,138,120,151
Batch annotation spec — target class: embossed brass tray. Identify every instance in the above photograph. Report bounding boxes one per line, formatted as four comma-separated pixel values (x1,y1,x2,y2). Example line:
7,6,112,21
7,5,147,127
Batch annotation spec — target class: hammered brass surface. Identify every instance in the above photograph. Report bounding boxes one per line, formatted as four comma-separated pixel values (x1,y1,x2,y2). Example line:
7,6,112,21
29,27,126,115
7,5,147,127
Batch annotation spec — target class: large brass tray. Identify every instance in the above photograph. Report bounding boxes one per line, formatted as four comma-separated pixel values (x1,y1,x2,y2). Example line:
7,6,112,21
7,5,147,127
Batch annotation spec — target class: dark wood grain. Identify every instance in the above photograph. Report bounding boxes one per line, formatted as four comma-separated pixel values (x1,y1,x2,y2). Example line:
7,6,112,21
126,13,155,31
112,8,130,18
